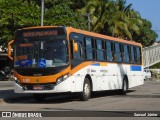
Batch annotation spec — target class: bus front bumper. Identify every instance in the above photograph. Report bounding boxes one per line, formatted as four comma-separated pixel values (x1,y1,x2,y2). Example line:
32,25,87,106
14,80,73,93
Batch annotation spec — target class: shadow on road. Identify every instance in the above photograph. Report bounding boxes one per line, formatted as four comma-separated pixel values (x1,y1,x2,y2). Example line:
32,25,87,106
0,89,32,103
121,94,160,98
1,88,160,104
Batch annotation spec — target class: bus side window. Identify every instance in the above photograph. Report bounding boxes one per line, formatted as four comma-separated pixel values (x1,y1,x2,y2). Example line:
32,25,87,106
136,47,141,64
85,37,94,60
120,44,124,62
133,47,137,63
106,41,113,61
111,42,116,61
96,39,104,61
128,46,131,63
124,45,129,63
115,43,122,62
131,46,134,63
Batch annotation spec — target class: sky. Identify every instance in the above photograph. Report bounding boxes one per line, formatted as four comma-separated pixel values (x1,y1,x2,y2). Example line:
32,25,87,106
126,0,160,40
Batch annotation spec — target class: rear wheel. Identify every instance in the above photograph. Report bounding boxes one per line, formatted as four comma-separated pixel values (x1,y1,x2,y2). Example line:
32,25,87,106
33,94,46,102
80,78,91,101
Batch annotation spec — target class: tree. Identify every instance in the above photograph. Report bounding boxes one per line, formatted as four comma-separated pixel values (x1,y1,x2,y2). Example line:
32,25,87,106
77,0,134,39
0,0,40,51
77,0,114,32
44,1,87,30
133,19,158,46
77,0,157,46
0,0,157,49
0,0,87,51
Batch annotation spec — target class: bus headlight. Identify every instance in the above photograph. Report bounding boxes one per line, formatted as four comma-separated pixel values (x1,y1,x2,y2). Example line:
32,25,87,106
56,73,69,85
14,77,21,85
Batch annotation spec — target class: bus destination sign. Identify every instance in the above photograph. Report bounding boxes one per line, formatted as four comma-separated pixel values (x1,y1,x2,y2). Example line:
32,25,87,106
23,30,58,37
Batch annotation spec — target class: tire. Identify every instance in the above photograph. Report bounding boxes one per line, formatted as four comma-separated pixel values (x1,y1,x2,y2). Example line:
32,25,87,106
120,77,128,95
80,78,91,101
33,94,46,102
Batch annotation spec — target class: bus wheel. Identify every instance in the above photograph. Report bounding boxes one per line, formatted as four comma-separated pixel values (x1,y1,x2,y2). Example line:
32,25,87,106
33,94,46,102
120,77,128,95
80,78,91,101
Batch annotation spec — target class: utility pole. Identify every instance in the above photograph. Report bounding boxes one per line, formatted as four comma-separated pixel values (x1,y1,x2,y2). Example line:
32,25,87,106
154,26,160,41
41,0,44,26
83,13,91,31
87,13,91,31
86,13,91,31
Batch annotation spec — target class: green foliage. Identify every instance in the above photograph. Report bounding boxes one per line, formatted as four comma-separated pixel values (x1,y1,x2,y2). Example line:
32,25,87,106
0,0,87,51
0,0,40,51
133,19,158,46
44,1,87,30
77,0,157,46
0,0,158,51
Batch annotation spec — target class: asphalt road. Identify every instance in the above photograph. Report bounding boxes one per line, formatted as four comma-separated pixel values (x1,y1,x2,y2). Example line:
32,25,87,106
0,79,160,120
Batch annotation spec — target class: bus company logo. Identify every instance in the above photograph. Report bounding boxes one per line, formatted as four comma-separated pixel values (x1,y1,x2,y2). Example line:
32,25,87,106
2,112,11,117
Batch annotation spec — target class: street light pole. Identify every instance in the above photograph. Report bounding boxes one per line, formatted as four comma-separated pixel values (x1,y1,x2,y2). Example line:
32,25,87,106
87,13,91,31
41,0,44,26
83,13,91,31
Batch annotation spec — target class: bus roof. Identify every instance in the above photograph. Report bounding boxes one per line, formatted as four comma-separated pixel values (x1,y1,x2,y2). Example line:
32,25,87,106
21,26,142,46
67,27,142,46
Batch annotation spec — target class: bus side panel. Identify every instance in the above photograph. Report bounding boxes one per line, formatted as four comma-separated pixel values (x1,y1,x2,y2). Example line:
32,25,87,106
70,75,84,92
129,65,144,88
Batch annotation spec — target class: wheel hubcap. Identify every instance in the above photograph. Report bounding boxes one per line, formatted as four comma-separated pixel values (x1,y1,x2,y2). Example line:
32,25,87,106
123,81,127,91
84,83,90,97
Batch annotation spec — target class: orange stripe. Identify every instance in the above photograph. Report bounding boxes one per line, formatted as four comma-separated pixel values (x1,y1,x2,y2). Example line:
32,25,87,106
14,66,70,84
71,61,97,75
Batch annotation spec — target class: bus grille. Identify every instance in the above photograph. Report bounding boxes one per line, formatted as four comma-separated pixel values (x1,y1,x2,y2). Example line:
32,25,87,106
23,84,54,91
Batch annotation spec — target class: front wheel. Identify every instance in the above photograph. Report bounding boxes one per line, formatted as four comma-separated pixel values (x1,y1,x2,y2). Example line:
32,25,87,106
79,78,91,101
119,77,128,95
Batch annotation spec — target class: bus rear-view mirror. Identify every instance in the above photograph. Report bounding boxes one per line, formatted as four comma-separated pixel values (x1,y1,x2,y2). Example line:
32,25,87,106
73,42,78,53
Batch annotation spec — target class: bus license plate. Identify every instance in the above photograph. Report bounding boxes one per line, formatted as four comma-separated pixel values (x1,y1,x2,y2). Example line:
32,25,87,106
33,86,43,90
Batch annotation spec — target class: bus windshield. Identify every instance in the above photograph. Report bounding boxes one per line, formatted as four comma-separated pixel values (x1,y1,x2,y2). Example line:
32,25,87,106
14,39,68,68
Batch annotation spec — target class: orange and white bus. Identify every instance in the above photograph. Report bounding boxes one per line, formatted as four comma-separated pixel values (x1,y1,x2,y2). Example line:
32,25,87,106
8,26,144,101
